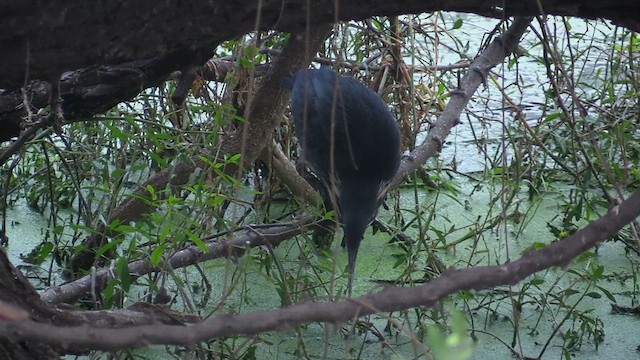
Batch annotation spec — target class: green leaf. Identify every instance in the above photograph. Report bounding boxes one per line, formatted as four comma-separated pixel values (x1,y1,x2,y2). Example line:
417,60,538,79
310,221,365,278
244,44,259,59
562,288,580,297
596,286,616,302
428,309,474,360
146,185,157,201
530,242,547,250
96,241,117,258
106,124,130,140
591,265,605,279
150,245,166,266
35,242,54,263
239,57,254,69
545,112,562,121
117,257,131,291
530,277,544,286
187,230,209,252
585,292,601,299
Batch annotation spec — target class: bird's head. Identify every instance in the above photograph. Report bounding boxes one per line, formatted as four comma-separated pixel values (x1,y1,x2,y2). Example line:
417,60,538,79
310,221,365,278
338,176,384,279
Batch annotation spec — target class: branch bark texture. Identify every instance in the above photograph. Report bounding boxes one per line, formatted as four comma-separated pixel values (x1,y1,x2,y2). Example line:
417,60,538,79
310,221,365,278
0,1,638,91
4,188,640,351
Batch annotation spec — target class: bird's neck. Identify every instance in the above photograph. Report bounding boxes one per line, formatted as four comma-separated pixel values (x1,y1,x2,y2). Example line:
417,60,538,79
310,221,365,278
339,177,381,241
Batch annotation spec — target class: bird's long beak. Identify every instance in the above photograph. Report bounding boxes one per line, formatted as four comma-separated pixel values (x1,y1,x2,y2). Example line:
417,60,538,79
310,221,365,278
346,246,359,297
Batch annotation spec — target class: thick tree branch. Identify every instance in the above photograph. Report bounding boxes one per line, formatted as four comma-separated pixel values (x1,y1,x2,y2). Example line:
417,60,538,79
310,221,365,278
0,1,638,93
0,53,201,143
5,188,640,351
2,3,639,142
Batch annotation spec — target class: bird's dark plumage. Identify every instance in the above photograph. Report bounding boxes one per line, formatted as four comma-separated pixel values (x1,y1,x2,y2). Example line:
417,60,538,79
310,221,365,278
285,67,401,294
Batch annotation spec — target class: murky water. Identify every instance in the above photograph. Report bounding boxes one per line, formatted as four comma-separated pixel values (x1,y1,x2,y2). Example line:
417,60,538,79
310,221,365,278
3,200,53,266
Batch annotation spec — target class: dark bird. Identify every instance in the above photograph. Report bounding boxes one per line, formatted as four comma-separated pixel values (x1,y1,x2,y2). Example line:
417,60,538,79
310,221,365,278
284,67,401,294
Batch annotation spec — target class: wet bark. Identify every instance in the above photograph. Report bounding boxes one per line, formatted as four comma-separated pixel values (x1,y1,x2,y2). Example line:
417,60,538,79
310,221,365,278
0,249,60,359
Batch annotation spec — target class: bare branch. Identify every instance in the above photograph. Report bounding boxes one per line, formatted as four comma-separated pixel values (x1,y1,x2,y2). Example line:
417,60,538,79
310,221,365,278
42,217,317,304
391,17,532,188
7,188,640,351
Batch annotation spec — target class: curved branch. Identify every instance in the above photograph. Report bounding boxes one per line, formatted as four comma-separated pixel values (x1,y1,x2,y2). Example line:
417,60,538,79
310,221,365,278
7,188,640,351
1,1,638,92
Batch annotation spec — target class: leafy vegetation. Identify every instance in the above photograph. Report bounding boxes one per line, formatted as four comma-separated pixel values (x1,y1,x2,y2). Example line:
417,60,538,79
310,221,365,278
1,13,639,359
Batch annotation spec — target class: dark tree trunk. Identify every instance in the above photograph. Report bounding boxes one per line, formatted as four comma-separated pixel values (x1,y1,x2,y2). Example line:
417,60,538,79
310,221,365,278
1,1,639,141
0,249,59,359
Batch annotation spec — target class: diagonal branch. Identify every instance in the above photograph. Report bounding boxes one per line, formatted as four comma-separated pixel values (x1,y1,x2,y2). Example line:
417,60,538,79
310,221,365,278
7,187,640,351
41,217,317,304
391,17,532,188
